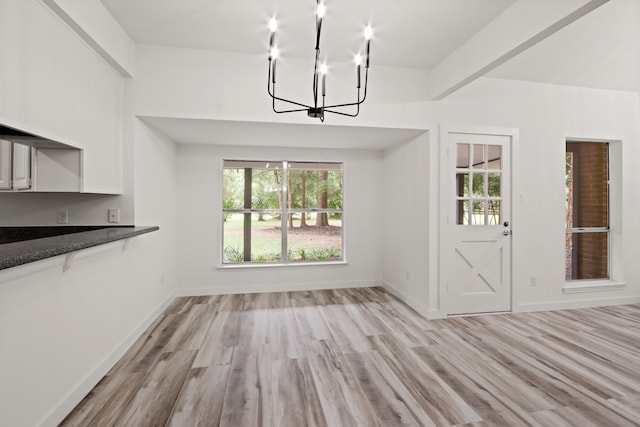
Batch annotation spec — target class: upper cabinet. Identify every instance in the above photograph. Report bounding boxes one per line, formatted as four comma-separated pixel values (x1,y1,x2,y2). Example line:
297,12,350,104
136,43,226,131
0,140,81,193
11,142,31,190
0,0,124,194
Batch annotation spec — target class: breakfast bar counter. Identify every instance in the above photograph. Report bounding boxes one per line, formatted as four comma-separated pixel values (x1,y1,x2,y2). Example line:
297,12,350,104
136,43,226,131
0,226,159,270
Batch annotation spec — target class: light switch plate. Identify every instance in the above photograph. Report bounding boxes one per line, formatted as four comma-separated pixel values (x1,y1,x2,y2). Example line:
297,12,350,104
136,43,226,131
108,208,120,223
57,210,68,224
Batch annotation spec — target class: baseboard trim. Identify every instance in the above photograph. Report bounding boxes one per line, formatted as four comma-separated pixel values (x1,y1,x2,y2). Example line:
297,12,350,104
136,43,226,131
516,295,640,313
381,280,443,319
40,291,176,427
176,280,381,297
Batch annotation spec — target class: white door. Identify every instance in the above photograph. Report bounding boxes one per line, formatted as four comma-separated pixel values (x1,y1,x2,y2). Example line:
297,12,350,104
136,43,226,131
12,143,32,190
0,140,11,190
443,131,513,315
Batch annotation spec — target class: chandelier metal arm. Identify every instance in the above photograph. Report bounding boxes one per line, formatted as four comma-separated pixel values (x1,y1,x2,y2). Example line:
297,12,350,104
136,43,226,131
324,108,359,117
323,69,369,110
266,1,371,121
268,61,313,112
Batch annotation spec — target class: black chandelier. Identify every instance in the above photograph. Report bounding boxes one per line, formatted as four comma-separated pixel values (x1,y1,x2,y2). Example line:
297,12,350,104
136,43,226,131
267,0,372,122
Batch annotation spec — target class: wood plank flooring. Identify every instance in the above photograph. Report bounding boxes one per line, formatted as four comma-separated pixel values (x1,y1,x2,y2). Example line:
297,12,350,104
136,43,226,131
60,287,640,426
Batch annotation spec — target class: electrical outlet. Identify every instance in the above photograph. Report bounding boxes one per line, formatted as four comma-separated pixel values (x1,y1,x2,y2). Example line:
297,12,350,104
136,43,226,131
57,210,68,224
108,208,120,223
531,276,537,287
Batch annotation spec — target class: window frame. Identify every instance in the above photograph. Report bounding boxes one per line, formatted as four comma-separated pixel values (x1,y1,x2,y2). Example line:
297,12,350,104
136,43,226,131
221,159,344,266
565,141,610,281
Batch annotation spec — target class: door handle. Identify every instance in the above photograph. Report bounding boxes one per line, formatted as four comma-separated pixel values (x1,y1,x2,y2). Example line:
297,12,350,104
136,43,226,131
503,230,512,236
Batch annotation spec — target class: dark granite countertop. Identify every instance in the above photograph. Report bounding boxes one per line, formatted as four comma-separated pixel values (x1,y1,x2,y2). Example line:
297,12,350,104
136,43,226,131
0,226,159,270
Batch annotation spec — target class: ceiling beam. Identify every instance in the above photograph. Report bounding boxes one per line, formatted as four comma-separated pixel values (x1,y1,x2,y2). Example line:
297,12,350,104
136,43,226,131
429,0,609,100
40,0,135,77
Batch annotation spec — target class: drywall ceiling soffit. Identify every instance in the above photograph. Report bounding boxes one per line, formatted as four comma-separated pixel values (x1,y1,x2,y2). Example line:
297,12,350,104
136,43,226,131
139,117,427,150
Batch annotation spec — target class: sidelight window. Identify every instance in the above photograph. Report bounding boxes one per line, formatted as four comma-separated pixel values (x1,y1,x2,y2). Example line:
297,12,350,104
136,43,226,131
565,142,609,280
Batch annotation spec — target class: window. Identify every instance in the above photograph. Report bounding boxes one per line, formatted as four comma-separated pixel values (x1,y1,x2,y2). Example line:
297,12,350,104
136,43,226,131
222,160,343,264
455,143,503,225
565,142,609,280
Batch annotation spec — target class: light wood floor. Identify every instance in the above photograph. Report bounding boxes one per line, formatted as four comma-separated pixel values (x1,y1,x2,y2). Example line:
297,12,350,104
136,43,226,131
61,287,640,426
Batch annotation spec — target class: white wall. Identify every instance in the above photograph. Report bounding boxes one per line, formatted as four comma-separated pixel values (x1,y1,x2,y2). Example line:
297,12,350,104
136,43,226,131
133,44,430,128
381,132,432,315
380,78,640,316
0,192,133,226
177,143,383,295
436,78,640,312
133,118,180,291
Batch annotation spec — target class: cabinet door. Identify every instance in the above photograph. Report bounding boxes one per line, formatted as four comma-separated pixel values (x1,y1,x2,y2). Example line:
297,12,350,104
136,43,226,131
12,143,32,190
0,140,11,190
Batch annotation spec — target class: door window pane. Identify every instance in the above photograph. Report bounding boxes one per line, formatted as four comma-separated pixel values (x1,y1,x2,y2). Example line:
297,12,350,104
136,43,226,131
472,145,485,169
488,200,501,225
456,173,470,197
457,144,470,168
487,145,502,169
472,200,485,225
471,173,485,197
488,173,501,197
457,200,470,225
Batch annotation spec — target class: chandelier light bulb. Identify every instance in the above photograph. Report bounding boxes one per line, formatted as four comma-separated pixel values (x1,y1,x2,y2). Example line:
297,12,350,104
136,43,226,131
269,17,278,33
270,46,279,59
364,25,373,40
319,62,328,74
354,53,363,66
317,3,326,19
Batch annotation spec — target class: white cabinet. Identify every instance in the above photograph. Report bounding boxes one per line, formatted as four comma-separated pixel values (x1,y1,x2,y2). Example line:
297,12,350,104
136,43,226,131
0,140,10,189
0,141,81,192
33,148,82,192
11,142,32,190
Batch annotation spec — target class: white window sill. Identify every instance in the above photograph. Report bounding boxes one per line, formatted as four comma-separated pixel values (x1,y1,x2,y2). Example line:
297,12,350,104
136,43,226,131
218,260,347,270
562,279,626,294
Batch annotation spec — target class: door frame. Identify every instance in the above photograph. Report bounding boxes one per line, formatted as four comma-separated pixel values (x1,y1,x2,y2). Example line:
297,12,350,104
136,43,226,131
438,125,520,316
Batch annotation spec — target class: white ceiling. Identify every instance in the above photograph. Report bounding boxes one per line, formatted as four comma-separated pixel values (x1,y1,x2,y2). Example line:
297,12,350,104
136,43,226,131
488,0,640,92
101,0,515,69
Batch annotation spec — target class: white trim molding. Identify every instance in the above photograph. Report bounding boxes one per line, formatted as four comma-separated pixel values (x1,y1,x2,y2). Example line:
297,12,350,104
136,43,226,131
563,280,626,294
381,280,443,320
517,295,640,313
176,280,380,297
